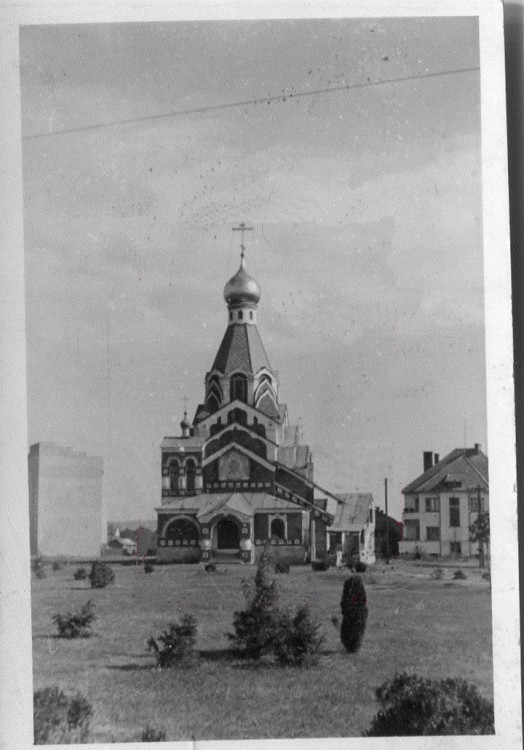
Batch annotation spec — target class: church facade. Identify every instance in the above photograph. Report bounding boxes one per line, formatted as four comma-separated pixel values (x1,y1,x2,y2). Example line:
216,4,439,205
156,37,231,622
156,241,375,565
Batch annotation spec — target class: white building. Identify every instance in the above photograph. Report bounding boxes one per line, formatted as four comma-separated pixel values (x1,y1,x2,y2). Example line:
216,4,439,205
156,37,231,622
399,445,488,558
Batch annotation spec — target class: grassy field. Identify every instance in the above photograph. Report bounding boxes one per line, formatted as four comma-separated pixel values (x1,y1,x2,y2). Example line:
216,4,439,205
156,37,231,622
31,560,493,742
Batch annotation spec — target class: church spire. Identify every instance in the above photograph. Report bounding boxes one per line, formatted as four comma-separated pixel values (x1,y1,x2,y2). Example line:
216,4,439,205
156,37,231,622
223,224,260,325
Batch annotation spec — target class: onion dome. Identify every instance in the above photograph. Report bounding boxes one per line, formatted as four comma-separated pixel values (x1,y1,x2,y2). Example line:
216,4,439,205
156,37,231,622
223,252,261,306
180,411,191,437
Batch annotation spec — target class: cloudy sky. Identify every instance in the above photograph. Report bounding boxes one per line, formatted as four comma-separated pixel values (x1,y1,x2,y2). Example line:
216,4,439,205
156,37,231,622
20,17,485,522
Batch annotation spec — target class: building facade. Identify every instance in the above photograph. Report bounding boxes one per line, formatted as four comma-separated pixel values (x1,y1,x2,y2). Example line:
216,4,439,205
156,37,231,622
156,244,375,565
399,446,489,558
28,442,104,557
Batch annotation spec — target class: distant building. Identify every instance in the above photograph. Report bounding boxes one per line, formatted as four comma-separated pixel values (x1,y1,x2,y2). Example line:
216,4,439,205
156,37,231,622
399,445,488,558
28,442,104,557
156,241,375,565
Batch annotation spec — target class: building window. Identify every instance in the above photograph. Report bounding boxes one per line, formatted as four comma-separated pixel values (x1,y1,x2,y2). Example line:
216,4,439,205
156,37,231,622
450,541,462,556
405,496,419,513
238,310,243,320
426,526,440,541
230,373,248,403
169,462,180,492
425,496,440,512
360,529,365,544
404,519,420,541
229,311,233,321
469,495,481,513
186,459,196,494
449,497,460,527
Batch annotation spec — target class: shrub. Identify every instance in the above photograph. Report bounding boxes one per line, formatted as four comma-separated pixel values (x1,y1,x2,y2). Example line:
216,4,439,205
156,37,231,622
229,551,280,660
431,567,444,580
273,605,324,666
364,672,495,736
144,563,154,574
204,562,217,573
147,614,197,668
52,560,63,572
73,567,87,581
453,569,467,580
141,726,167,742
33,686,93,744
53,600,96,639
482,572,491,582
88,562,115,589
355,560,367,573
311,559,330,572
32,557,46,578
275,559,290,574
340,575,368,653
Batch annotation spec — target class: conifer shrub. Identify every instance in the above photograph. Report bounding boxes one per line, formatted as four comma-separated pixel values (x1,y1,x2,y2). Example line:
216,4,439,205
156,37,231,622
88,561,115,589
33,686,93,744
147,614,197,668
340,575,368,653
52,560,63,572
275,559,291,574
229,551,280,660
364,672,494,735
453,569,467,580
355,560,367,573
141,726,167,741
73,567,87,581
311,559,330,571
204,562,217,573
53,600,96,639
272,605,324,666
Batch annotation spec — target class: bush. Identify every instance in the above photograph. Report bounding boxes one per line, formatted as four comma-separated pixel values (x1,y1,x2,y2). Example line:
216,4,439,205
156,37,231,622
204,562,217,573
340,575,368,653
34,686,93,744
229,551,280,660
311,559,330,572
73,567,87,581
482,572,491,582
431,567,444,580
453,569,467,580
355,560,367,573
32,557,46,578
273,605,324,666
88,562,115,589
364,672,495,735
141,726,167,742
275,559,290,574
52,560,63,572
147,614,197,668
144,563,154,574
53,600,96,639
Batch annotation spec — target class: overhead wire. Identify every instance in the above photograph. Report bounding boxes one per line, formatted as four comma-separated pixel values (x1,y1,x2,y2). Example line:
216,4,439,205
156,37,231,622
22,65,480,142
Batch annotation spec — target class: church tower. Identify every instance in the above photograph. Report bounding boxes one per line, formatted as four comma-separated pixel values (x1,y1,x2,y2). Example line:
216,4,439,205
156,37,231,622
156,226,375,566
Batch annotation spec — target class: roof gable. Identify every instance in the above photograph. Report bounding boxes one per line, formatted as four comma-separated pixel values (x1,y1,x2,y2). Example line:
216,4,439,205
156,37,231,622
403,449,489,494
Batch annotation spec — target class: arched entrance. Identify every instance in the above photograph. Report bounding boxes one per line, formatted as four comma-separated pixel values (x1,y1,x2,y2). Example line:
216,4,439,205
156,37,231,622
215,517,240,550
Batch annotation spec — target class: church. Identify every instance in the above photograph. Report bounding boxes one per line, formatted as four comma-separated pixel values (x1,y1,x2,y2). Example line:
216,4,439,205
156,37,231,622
156,229,375,565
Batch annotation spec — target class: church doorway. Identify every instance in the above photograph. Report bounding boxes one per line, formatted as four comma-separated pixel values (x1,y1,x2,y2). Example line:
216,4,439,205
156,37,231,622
216,517,240,549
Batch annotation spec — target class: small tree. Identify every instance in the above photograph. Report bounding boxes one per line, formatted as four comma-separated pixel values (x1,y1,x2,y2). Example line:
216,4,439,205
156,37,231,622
141,726,167,741
53,600,96,638
147,614,197,668
33,686,93,744
73,567,87,581
470,511,490,570
364,672,494,735
340,575,368,653
229,549,280,660
89,562,115,589
272,605,324,666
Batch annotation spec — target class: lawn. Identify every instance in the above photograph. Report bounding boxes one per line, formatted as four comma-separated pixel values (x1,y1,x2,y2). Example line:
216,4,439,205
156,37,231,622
31,560,493,742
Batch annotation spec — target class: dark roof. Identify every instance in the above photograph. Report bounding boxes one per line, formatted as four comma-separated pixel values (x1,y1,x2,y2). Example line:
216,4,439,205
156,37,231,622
402,448,489,494
211,323,271,375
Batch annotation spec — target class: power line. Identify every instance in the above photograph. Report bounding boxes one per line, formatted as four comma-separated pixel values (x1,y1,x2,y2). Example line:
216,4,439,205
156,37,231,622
23,65,479,142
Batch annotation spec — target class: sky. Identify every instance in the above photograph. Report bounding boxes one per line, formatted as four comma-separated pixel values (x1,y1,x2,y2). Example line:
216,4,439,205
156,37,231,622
20,17,486,522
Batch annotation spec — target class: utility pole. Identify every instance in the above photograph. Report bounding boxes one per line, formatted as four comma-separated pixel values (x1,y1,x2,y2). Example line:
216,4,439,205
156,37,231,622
385,478,390,564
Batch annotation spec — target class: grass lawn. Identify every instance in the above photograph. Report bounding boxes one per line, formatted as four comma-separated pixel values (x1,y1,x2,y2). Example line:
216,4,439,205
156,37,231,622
31,560,493,742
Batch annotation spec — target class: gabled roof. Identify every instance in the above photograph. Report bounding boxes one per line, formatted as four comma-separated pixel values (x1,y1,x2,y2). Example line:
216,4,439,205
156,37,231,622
329,493,373,532
211,323,272,376
402,448,489,494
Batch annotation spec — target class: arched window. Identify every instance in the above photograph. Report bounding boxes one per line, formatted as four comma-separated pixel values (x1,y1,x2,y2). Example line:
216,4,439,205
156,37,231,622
230,373,248,403
186,459,196,494
165,517,199,546
169,461,180,492
270,517,286,541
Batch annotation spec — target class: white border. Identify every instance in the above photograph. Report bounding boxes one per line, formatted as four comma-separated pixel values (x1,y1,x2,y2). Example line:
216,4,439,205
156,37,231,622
0,1,519,749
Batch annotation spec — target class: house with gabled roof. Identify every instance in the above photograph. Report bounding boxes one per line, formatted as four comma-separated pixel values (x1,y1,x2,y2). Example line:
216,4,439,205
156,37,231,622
399,445,489,558
156,232,375,565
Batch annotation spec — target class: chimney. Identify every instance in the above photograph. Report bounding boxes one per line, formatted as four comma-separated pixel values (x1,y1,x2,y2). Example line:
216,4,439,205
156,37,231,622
423,451,433,472
434,453,440,465
474,443,480,454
